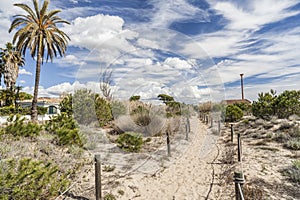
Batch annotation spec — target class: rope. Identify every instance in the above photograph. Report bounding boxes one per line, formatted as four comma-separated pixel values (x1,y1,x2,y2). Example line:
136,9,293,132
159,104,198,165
204,140,220,200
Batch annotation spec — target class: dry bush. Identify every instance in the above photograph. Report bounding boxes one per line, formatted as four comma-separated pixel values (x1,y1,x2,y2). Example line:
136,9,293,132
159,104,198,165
243,183,264,200
263,122,274,130
220,145,235,164
114,114,166,137
199,101,212,112
167,116,181,134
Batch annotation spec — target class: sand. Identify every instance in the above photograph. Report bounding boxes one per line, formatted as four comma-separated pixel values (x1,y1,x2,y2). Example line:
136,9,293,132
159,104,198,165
115,117,222,200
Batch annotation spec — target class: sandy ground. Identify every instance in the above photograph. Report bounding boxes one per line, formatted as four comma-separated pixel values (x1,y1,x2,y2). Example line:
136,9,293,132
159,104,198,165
61,117,224,200
114,117,222,200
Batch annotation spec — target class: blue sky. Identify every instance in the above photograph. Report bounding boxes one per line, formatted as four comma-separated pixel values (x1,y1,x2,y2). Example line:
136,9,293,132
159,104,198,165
0,0,300,103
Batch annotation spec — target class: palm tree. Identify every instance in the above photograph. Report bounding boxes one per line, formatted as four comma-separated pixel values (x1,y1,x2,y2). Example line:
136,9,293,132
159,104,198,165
9,0,70,121
0,42,25,90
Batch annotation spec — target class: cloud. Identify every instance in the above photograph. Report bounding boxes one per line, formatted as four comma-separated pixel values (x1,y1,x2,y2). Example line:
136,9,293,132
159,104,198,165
19,69,32,76
177,0,300,100
56,54,86,67
211,0,299,31
22,81,101,97
0,0,32,46
62,14,138,63
148,0,209,28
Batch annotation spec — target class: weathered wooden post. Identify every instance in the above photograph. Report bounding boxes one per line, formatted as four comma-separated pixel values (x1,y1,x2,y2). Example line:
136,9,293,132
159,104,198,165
95,154,102,200
210,116,213,127
185,124,189,141
187,117,190,133
218,119,221,134
206,115,209,125
237,133,242,162
234,171,245,200
230,124,234,142
166,128,171,157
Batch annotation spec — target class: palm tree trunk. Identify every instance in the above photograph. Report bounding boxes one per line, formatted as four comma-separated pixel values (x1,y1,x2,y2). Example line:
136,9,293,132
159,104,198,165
31,35,43,122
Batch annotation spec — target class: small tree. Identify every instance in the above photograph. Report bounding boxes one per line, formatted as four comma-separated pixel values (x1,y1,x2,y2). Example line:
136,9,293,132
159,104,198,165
252,89,277,119
225,105,243,122
110,100,126,119
95,96,113,127
100,67,113,101
158,94,174,103
59,93,73,116
73,89,98,125
275,90,300,118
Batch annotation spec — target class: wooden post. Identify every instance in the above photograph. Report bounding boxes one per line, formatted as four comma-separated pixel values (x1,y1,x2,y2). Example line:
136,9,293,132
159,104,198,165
95,154,102,200
237,133,242,162
230,124,234,142
185,124,189,141
218,120,221,134
187,117,190,133
234,171,245,200
210,117,213,127
167,129,171,157
206,115,209,124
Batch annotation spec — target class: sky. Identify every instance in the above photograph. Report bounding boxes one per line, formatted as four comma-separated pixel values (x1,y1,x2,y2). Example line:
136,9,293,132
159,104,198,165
0,0,300,104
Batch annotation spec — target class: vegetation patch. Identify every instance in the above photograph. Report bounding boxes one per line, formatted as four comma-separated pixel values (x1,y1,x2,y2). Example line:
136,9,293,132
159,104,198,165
286,138,300,150
45,113,85,147
225,105,243,122
1,115,41,138
116,132,143,152
0,158,70,199
283,160,300,184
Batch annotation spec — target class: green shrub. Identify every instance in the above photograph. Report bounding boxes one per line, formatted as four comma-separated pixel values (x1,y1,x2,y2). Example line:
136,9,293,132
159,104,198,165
45,113,85,147
103,193,116,200
129,95,140,101
252,89,300,119
73,89,98,125
252,89,277,119
116,132,143,152
110,100,126,119
275,90,300,118
59,93,73,116
274,132,290,143
283,160,300,183
0,106,47,116
286,138,300,150
0,158,70,199
0,105,15,115
225,105,243,122
95,97,113,127
234,102,252,114
3,115,41,138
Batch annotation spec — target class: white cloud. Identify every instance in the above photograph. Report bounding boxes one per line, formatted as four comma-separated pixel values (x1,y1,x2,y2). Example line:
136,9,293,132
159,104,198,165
19,68,32,76
18,80,26,84
63,14,138,63
163,57,192,70
149,0,209,28
212,0,299,31
22,81,102,97
137,38,159,49
0,0,32,46
57,54,86,67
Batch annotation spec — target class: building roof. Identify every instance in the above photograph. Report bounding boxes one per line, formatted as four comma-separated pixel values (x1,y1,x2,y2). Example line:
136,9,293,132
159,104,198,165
222,99,252,105
20,97,61,104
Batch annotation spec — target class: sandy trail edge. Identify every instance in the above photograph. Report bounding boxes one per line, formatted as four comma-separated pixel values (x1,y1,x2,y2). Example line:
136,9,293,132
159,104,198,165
117,117,221,200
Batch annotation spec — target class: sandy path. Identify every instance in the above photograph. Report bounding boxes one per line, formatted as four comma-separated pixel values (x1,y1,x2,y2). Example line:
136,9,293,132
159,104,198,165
119,118,220,200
